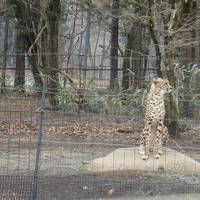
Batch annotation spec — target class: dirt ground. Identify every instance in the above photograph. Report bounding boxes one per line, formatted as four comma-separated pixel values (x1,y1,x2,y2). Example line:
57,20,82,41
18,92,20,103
0,114,199,176
0,97,200,199
0,172,200,200
103,193,200,200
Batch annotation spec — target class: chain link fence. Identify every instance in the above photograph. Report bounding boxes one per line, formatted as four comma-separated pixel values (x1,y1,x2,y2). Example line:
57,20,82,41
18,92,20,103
0,74,199,199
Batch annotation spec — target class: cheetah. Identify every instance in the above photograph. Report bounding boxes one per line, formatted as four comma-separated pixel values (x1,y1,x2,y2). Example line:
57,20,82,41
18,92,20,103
140,78,172,160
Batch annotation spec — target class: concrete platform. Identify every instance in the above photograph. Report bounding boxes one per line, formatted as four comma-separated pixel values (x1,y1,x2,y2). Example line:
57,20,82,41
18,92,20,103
87,147,200,174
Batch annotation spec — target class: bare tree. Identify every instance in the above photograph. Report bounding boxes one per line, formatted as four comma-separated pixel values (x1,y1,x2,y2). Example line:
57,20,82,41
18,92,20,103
160,0,197,137
47,0,61,105
13,0,27,89
1,3,9,93
110,0,119,90
147,0,162,78
63,0,78,87
92,23,101,78
99,29,106,80
81,4,91,79
132,22,146,90
122,26,134,90
25,0,43,90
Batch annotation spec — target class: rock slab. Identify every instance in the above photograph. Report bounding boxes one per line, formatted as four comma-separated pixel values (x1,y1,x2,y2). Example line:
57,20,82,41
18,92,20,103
87,147,200,174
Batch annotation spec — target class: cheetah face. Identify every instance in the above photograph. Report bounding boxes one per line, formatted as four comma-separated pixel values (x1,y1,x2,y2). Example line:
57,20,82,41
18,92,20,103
151,78,172,95
162,80,172,94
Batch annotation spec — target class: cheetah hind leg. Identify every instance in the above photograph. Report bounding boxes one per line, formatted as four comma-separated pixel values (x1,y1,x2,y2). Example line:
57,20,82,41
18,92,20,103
162,126,169,145
153,124,169,159
153,126,168,159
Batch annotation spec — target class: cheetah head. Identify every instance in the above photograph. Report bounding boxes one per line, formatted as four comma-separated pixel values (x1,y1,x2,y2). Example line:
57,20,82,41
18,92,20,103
151,78,172,96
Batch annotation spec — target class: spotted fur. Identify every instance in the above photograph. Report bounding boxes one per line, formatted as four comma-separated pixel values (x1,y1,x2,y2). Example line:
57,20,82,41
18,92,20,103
140,78,172,160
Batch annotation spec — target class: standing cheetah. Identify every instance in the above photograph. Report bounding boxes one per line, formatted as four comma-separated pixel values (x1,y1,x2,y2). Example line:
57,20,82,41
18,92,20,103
140,78,172,160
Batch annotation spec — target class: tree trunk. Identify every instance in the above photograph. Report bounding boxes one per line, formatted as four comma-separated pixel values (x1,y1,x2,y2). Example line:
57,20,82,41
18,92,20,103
78,10,84,89
99,29,106,80
148,0,162,78
195,0,200,98
122,26,134,90
182,71,190,117
13,0,28,89
132,23,145,90
82,7,91,79
25,0,43,90
25,22,43,89
181,32,192,118
165,48,180,137
165,0,196,136
122,46,131,90
63,0,78,87
28,47,43,89
160,1,181,138
1,16,9,93
14,21,25,89
37,0,48,73
93,24,101,78
48,0,60,106
110,0,119,90
181,3,197,118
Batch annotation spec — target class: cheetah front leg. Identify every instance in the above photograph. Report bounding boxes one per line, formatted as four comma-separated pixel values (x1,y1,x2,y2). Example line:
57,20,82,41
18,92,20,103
153,121,164,159
140,125,151,160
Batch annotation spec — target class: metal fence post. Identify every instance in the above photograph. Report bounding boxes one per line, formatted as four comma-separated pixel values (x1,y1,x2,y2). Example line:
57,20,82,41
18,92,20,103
31,77,47,200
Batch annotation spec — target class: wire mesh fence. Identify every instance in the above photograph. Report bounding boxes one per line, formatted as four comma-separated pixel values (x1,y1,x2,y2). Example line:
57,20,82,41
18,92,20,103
0,79,199,200
1,0,200,198
0,140,200,199
0,51,200,198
